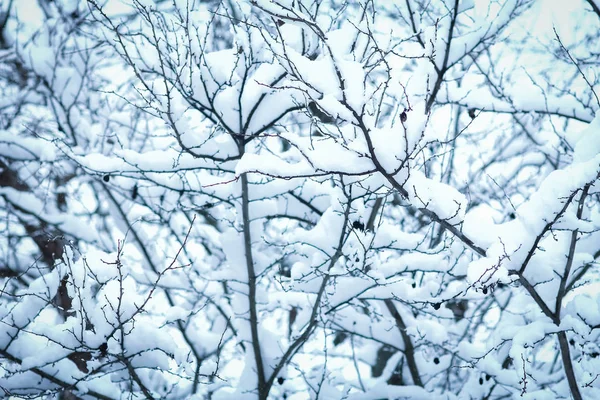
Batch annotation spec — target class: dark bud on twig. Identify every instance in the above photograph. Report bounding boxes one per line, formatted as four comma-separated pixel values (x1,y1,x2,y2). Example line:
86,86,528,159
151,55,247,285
307,101,335,124
482,287,488,295
276,19,285,27
432,302,441,310
400,110,408,123
468,108,477,119
131,183,138,200
103,174,110,182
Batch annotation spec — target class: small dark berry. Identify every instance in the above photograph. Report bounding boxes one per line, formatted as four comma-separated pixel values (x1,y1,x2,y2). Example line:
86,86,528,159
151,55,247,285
468,108,477,119
103,175,110,182
479,377,484,385
433,357,439,364
277,377,285,385
485,374,491,381
411,283,416,288
590,352,599,358
433,302,441,310
400,111,408,123
569,339,575,346
482,287,488,295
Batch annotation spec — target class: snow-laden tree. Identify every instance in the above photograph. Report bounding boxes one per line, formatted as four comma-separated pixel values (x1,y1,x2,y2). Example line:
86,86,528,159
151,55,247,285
1,0,600,399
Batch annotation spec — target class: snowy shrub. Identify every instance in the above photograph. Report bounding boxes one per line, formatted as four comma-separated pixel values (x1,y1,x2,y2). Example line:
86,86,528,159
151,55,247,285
0,0,599,399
